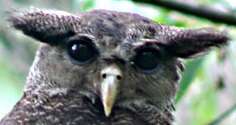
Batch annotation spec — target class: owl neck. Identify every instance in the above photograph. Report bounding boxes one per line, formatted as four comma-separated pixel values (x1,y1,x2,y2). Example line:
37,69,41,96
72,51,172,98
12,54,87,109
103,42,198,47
24,48,64,96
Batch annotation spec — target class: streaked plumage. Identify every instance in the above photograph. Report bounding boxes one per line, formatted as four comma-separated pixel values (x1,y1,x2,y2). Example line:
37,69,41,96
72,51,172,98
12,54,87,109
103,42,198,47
0,8,228,125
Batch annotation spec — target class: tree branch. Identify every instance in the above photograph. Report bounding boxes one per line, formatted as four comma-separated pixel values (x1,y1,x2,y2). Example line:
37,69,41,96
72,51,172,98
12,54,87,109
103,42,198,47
208,103,236,125
132,0,236,26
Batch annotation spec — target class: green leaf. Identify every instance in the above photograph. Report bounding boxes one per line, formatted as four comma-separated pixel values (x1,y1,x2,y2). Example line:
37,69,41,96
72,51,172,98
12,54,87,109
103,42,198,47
175,57,204,103
191,87,218,125
0,58,25,119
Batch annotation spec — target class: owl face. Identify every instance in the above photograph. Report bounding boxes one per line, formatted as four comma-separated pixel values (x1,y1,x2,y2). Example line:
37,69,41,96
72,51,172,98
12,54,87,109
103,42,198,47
9,8,228,117
35,14,180,116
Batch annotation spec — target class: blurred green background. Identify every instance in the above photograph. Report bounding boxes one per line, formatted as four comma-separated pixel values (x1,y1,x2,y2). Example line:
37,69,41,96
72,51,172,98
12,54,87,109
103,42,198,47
0,0,235,125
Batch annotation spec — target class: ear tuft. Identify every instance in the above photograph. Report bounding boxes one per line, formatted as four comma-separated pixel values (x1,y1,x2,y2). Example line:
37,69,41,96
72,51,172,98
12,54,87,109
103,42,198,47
8,7,79,44
164,27,229,58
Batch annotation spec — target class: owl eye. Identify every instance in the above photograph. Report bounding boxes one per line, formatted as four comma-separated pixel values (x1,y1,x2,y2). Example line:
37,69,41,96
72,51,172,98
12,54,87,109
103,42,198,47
67,37,98,64
133,49,159,71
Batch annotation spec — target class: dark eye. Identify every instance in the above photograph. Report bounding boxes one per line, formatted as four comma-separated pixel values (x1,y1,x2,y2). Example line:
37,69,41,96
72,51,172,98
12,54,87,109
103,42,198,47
133,49,160,71
67,37,98,64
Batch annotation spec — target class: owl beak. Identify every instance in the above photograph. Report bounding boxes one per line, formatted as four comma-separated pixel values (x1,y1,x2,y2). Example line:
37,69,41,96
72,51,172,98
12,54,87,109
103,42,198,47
100,65,122,117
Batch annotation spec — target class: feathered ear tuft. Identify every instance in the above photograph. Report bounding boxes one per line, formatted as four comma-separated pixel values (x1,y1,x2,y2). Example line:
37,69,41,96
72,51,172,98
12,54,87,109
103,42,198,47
8,7,80,45
163,27,229,58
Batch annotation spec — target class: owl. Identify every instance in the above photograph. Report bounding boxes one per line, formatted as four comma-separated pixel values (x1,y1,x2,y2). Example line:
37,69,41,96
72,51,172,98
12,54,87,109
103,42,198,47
0,8,228,125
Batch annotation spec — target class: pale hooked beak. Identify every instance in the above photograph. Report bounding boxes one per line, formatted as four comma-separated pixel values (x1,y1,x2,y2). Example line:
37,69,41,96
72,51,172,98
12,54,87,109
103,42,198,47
100,65,122,117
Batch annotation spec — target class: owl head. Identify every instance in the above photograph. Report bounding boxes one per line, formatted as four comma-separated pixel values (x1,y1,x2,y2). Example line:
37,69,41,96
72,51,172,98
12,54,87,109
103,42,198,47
9,8,228,117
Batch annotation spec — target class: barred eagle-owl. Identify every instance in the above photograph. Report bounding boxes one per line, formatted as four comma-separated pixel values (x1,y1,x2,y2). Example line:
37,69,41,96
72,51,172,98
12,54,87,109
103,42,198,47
0,8,228,125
